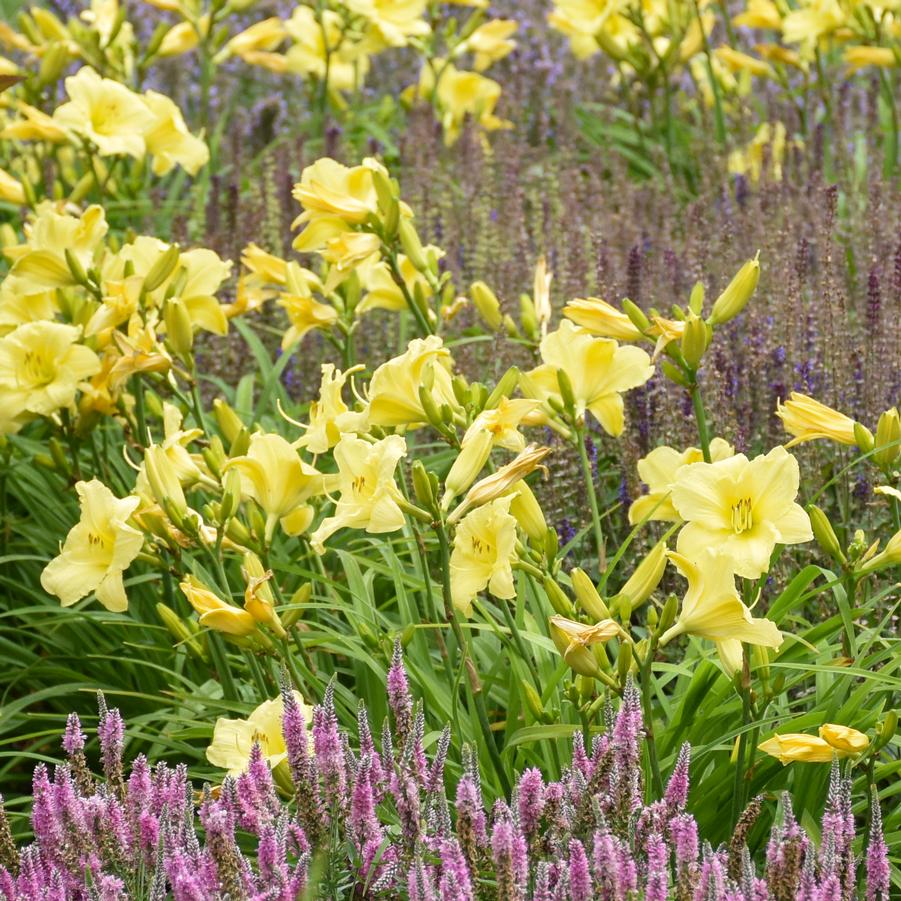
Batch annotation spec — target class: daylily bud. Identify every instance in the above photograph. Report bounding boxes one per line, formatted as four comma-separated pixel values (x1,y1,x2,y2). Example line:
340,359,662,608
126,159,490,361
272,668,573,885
213,399,245,445
860,529,901,573
544,526,558,563
144,244,180,293
156,602,208,661
48,437,70,475
145,445,187,522
398,219,428,272
689,281,705,315
519,293,539,341
38,42,69,86
230,427,251,458
818,723,870,754
616,640,634,682
508,480,546,543
543,576,575,617
220,468,243,521
807,504,846,565
873,407,901,468
556,369,577,416
661,361,691,387
854,422,875,454
615,541,667,610
281,583,311,629
0,224,18,249
470,280,503,330
570,567,610,620
680,313,710,368
622,298,650,332
64,249,89,287
659,594,678,633
164,299,194,356
708,253,760,325
411,459,438,511
484,366,519,409
876,710,897,750
521,678,547,722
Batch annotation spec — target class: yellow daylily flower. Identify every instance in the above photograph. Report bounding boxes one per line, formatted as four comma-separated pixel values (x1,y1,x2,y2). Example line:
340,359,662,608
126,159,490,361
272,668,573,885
366,335,459,428
1,102,68,142
279,293,338,349
844,45,896,73
522,319,653,436
220,18,286,61
449,494,518,616
628,437,735,524
0,322,101,429
283,7,370,90
40,479,143,612
659,549,783,671
294,363,368,454
310,434,408,553
782,1,845,46
443,397,541,503
157,19,200,56
776,392,857,447
459,19,518,71
356,248,443,314
144,90,209,177
670,445,812,579
241,243,289,285
134,402,207,496
759,724,868,765
226,432,324,540
715,46,774,78
734,0,782,30
344,0,429,47
292,157,383,228
180,574,258,637
207,692,311,777
563,296,644,341
53,67,154,158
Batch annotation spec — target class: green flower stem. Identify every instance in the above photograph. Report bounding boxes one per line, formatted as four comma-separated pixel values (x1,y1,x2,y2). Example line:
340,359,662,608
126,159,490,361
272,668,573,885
132,375,149,447
575,424,606,575
436,522,511,795
690,382,712,463
386,249,433,337
208,631,239,701
730,644,752,827
638,638,664,798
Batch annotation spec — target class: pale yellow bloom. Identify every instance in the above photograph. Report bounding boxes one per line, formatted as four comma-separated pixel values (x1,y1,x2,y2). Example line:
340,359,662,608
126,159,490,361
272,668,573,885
564,296,644,341
241,551,286,637
310,434,408,553
0,322,100,430
523,319,653,435
776,392,857,447
144,90,209,176
659,549,783,672
443,398,541,503
294,363,367,454
734,0,782,30
759,724,868,765
533,257,553,337
221,18,286,60
283,7,370,90
460,19,518,71
320,230,381,272
180,574,257,637
41,479,143,611
629,438,735,524
292,157,384,228
782,0,845,46
344,0,429,47
207,693,311,776
671,445,812,579
1,102,68,142
450,495,518,616
158,20,200,56
357,249,443,314
366,335,459,428
241,243,289,285
53,67,154,158
279,293,338,349
844,45,896,73
226,432,324,540
134,403,206,495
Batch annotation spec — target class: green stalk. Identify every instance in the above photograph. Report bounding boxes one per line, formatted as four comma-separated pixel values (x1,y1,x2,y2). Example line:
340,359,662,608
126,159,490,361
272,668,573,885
639,640,664,798
208,631,239,701
731,644,752,827
575,425,606,574
690,382,712,463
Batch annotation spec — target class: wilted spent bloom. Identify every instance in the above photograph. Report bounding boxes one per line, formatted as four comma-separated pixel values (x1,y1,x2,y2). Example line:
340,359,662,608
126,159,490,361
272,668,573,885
707,253,760,326
180,575,257,637
776,393,857,447
549,615,626,678
758,724,869,765
242,551,286,638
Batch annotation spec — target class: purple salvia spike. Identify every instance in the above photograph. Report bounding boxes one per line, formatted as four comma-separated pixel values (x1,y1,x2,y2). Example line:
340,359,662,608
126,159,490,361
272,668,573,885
0,796,16,877
669,811,699,875
866,788,890,901
516,768,545,840
312,683,347,808
62,713,84,755
380,717,395,778
387,637,413,744
349,755,382,850
696,844,727,901
427,725,451,794
357,703,384,788
409,703,428,783
280,676,324,845
644,832,669,901
438,838,475,901
97,695,126,800
408,857,437,901
532,862,553,901
394,771,422,852
567,839,593,901
491,816,526,901
571,732,591,778
455,771,488,877
665,743,691,811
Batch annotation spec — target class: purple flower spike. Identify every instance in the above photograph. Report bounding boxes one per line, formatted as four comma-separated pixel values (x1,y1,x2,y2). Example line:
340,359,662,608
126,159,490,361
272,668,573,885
866,789,890,901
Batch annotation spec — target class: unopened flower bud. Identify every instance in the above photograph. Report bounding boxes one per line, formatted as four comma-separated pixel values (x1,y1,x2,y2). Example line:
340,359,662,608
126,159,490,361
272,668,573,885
508,480,546,543
64,248,89,287
873,407,901,468
876,710,897,750
229,427,251,458
570,567,609,620
708,253,760,325
470,280,503,330
219,468,243,521
164,298,194,356
281,583,311,629
398,218,428,272
484,366,519,410
661,361,692,387
520,678,547,721
689,281,705,315
854,422,875,454
616,640,634,683
212,399,244,446
549,616,623,678
680,313,710,368
145,445,187,522
411,459,438,511
622,298,650,332
616,540,667,610
807,504,845,565
519,293,539,341
543,576,575,617
556,369,577,415
156,602,208,661
143,244,180,293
